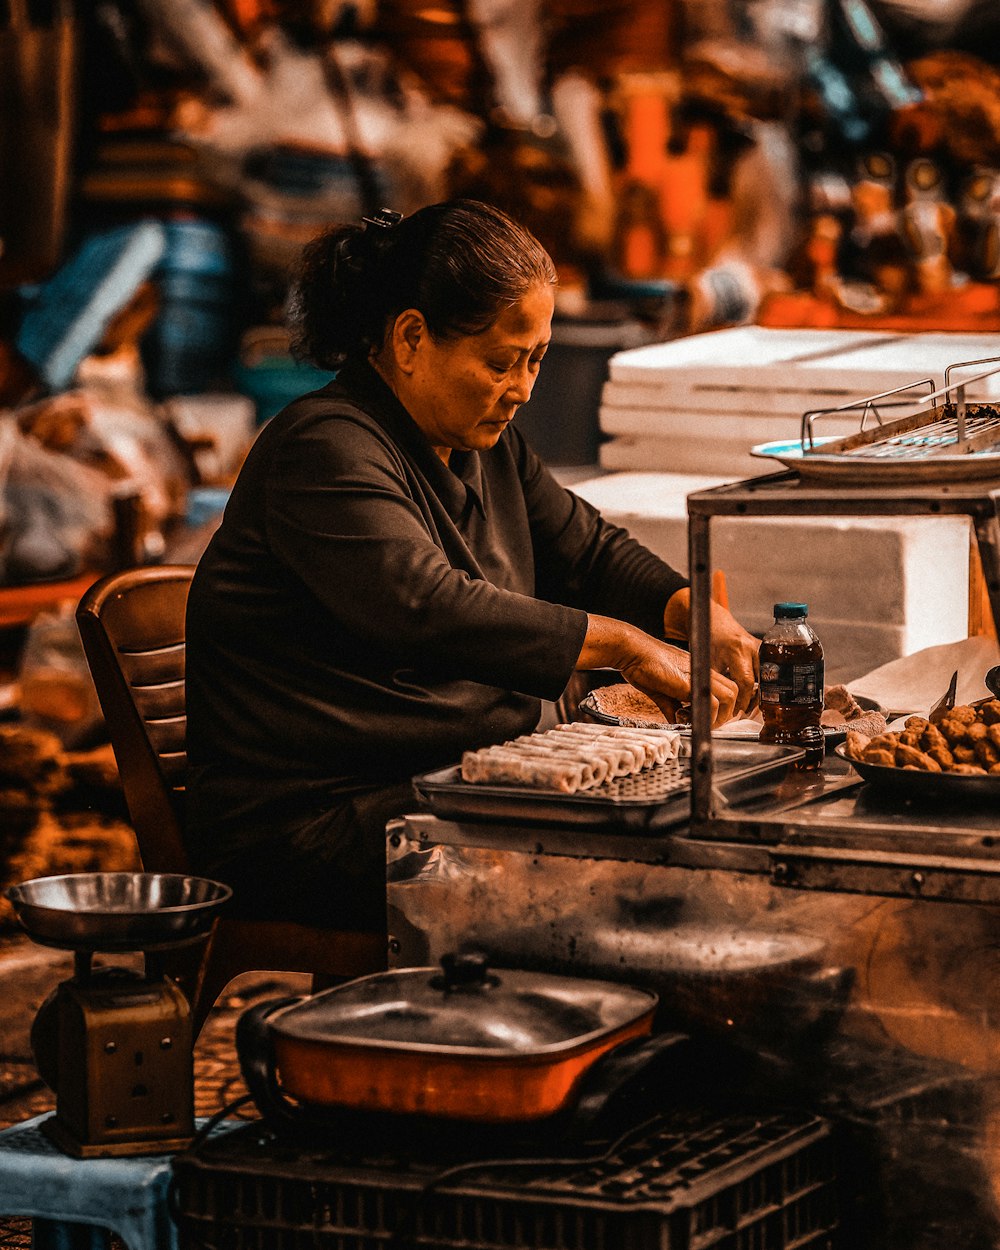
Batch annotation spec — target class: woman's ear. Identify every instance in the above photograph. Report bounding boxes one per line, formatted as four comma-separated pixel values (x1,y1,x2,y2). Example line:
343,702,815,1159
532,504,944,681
390,308,426,375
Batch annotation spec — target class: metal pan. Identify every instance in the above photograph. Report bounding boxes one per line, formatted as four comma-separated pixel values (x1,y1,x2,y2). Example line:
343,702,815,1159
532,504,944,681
832,743,1000,801
236,954,659,1125
750,437,1000,483
413,742,802,831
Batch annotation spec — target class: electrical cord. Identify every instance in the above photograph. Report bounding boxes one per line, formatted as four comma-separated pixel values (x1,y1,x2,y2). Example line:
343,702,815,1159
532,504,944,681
379,1112,670,1249
165,1091,256,1250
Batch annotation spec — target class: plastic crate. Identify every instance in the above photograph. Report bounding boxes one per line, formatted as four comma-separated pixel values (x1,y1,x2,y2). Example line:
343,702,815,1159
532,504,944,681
171,1108,839,1250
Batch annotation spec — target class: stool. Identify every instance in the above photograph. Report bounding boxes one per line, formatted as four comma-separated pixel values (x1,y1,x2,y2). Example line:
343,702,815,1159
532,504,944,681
0,1112,230,1250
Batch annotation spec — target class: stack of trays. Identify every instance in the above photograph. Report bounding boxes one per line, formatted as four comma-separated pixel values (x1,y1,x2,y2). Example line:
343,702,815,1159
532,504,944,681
598,326,1000,478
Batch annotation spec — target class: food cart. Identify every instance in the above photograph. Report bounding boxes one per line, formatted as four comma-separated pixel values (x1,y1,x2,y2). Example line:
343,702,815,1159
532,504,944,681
381,368,1000,1249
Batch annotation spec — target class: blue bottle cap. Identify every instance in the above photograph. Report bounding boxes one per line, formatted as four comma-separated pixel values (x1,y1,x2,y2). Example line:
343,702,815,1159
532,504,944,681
774,602,808,618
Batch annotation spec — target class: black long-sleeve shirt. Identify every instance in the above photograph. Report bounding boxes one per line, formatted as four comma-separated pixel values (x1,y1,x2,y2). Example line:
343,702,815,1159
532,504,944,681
185,360,686,867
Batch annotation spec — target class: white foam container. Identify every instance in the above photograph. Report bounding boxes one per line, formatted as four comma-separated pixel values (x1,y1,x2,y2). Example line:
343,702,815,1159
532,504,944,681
606,327,1000,407
570,471,970,684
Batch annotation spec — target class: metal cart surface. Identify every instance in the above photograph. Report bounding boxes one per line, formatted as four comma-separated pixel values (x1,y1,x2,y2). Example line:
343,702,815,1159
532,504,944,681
686,467,1000,903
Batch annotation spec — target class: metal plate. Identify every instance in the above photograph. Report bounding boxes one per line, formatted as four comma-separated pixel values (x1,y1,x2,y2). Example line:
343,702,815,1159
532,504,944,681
579,693,873,750
413,743,803,831
832,742,1000,801
751,437,1000,484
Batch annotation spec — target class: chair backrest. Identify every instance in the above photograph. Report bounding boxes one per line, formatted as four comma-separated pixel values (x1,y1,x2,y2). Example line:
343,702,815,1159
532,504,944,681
76,564,194,875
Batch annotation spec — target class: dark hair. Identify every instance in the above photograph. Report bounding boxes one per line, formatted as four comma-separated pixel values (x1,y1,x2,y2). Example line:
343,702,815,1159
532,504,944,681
289,199,557,369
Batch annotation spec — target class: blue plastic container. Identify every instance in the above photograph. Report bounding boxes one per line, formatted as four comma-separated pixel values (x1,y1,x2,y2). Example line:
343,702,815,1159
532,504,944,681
232,357,337,425
141,218,240,398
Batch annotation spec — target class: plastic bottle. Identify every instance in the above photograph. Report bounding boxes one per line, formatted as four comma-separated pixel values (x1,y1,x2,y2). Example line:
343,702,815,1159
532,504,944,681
758,602,825,770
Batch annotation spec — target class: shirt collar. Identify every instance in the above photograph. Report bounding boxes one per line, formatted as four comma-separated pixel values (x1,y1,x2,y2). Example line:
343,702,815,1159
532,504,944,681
336,359,487,518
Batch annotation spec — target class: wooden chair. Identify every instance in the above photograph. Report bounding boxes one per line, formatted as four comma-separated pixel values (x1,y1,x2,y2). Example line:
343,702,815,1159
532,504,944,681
76,564,386,1039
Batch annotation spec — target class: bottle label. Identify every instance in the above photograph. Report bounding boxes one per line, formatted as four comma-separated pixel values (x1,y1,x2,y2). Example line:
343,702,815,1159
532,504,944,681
759,660,825,706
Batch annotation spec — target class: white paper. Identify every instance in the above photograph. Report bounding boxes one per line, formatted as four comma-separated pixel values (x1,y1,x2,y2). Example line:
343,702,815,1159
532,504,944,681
847,635,1000,716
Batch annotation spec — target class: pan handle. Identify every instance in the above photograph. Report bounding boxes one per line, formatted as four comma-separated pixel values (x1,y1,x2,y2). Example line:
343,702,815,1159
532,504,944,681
235,996,308,1132
567,1031,693,1140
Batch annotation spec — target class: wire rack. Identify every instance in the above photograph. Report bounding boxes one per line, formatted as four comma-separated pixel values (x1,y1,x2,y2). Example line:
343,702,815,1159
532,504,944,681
799,354,1000,465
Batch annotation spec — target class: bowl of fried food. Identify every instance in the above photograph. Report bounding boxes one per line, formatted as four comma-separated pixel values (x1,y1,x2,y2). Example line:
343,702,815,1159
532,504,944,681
836,698,1000,798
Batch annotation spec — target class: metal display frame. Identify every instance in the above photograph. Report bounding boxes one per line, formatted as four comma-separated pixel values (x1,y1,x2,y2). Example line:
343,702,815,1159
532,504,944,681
686,467,1000,903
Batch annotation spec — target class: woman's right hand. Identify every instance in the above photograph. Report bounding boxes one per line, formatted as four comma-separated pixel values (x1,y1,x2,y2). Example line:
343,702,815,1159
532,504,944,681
577,616,739,728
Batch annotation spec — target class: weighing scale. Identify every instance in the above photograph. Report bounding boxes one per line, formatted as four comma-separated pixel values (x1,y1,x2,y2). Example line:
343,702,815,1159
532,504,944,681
5,871,231,1158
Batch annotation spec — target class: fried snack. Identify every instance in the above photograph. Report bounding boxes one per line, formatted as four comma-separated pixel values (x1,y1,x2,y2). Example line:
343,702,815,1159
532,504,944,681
938,717,971,745
921,724,948,752
863,733,901,753
926,744,955,769
849,700,1000,779
894,743,942,771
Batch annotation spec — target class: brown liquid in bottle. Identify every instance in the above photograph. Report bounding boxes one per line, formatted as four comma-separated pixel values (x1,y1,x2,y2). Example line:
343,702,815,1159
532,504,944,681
758,608,825,770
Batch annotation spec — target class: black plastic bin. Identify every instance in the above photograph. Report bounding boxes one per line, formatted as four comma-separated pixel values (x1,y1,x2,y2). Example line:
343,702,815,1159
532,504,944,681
171,1107,839,1250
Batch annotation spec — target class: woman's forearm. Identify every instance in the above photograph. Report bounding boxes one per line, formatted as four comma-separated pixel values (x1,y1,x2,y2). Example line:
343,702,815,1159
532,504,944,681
575,613,646,672
576,613,739,726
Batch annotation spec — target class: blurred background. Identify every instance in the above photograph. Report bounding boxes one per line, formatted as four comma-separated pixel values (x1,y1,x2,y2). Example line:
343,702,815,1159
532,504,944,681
4,0,1000,579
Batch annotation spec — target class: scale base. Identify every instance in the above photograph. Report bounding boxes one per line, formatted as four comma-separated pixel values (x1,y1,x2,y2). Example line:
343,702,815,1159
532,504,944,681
40,1112,194,1159
33,969,195,1158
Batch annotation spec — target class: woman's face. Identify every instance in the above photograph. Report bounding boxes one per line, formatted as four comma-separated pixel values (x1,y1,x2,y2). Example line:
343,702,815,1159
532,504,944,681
391,282,554,460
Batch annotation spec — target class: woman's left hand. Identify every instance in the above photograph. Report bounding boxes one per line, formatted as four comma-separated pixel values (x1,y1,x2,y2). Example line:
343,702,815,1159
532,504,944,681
663,589,759,719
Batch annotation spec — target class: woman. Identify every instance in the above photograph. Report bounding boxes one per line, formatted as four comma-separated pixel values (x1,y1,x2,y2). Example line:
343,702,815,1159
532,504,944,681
185,199,758,933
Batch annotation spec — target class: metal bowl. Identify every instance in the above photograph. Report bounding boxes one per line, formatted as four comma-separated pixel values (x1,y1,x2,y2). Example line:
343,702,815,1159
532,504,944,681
833,743,1000,801
4,871,232,952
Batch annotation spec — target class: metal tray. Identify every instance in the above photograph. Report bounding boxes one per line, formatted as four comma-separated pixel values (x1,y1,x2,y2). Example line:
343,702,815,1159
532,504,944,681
833,742,1000,801
752,358,1000,484
413,742,803,831
750,436,1000,484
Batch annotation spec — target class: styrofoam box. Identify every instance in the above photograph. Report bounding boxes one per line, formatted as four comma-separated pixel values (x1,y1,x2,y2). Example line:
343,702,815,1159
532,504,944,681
606,327,1000,415
599,434,768,478
597,407,861,476
570,471,970,684
599,405,862,445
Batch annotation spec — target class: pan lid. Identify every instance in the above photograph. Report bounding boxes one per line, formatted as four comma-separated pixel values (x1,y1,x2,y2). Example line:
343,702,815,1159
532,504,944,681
267,951,658,1056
